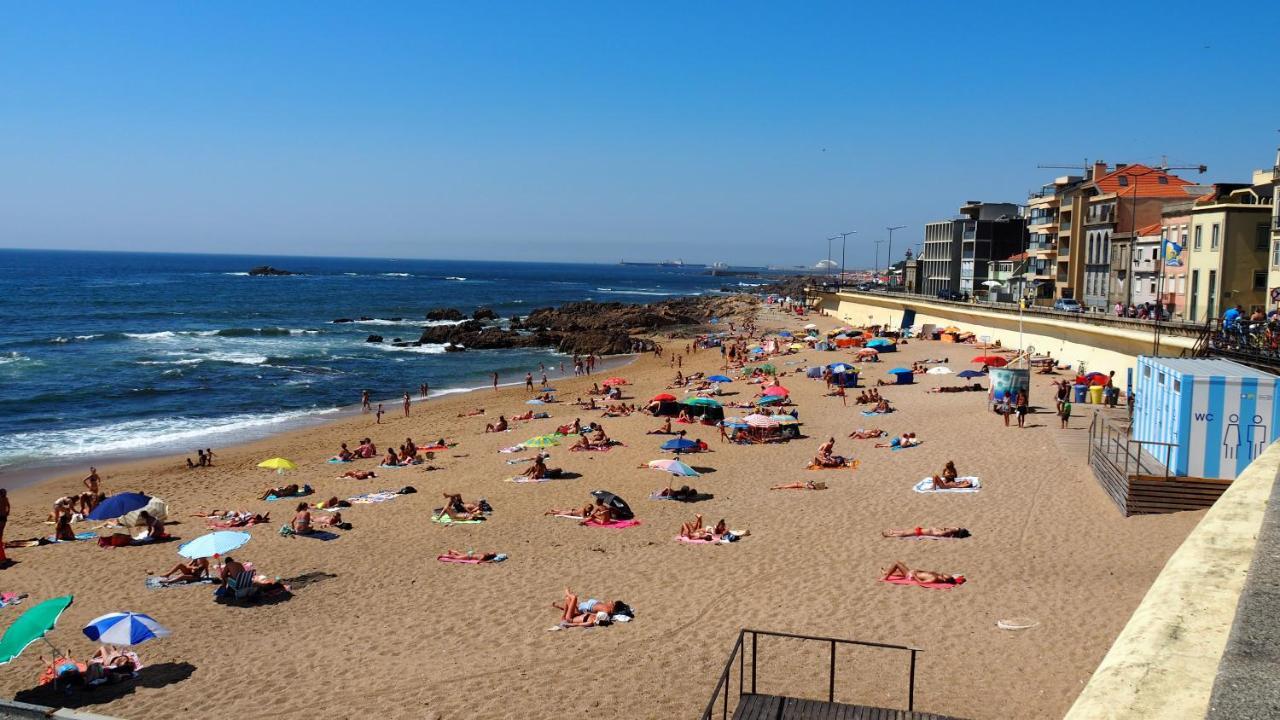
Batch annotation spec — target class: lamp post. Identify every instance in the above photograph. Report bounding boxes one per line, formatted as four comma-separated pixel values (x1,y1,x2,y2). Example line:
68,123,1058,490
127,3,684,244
826,236,836,287
838,230,856,290
886,225,906,285
873,240,885,284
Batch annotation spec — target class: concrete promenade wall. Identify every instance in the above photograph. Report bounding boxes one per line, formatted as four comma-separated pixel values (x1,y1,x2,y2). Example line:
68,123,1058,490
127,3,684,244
815,291,1198,377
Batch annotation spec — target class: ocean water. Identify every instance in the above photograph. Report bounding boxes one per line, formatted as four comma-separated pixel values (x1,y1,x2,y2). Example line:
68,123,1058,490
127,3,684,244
0,250,742,473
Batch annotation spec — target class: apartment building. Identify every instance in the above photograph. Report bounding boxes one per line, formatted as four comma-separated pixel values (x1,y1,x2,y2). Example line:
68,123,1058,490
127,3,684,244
1184,183,1274,322
1128,223,1164,308
920,201,1023,297
1159,202,1193,319
921,220,962,296
1263,148,1280,306
1024,189,1059,301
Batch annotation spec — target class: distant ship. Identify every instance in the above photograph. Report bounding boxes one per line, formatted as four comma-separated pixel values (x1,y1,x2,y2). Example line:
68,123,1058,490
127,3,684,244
618,259,707,269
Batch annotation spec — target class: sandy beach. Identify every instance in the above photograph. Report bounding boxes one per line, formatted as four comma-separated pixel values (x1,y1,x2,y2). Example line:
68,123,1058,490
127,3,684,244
0,305,1200,719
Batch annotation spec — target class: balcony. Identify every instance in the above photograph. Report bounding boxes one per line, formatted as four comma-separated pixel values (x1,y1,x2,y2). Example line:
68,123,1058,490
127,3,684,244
1085,208,1116,225
961,231,976,240
1027,214,1057,227
1027,242,1057,254
1060,220,1073,231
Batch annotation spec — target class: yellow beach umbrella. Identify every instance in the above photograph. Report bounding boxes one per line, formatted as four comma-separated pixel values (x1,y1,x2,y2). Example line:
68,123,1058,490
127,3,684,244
257,457,298,475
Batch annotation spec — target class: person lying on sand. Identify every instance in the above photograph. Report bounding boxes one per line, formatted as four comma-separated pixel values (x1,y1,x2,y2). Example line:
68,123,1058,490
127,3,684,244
928,383,985,393
875,433,920,449
544,503,593,518
848,428,886,439
648,418,674,434
338,469,377,480
678,513,727,541
313,496,351,510
880,561,961,585
931,461,973,488
440,549,503,562
579,497,615,526
656,483,708,500
484,416,508,433
770,480,827,490
157,557,210,584
83,645,139,685
202,510,270,528
440,492,487,520
260,484,300,500
882,527,970,538
552,588,630,627
457,408,486,417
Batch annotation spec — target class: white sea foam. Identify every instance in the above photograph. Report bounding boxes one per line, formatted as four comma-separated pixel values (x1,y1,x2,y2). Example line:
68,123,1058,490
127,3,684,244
204,352,269,365
0,352,31,365
381,272,411,277
372,343,449,355
136,358,204,367
445,276,467,281
348,318,463,327
223,272,250,276
593,288,681,296
124,331,178,340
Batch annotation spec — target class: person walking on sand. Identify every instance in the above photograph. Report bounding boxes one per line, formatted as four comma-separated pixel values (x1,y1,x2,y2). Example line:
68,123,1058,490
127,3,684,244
403,392,411,417
376,403,384,424
1059,399,1072,429
1015,390,1028,429
361,389,371,413
492,372,499,391
525,372,534,390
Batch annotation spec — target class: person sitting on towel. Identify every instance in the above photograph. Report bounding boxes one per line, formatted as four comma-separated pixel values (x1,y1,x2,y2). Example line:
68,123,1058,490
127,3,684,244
158,557,211,584
331,443,354,462
521,454,562,480
931,461,973,489
440,493,485,521
872,398,892,413
882,527,970,538
648,417,673,434
484,416,508,433
880,561,961,585
380,449,401,466
260,483,300,500
579,497,616,526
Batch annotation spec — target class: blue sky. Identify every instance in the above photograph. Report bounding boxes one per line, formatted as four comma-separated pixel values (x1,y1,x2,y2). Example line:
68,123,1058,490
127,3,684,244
2,2,1277,267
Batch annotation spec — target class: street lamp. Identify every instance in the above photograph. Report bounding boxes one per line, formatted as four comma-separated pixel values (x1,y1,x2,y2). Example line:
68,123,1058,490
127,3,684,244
873,240,885,284
886,225,906,284
837,230,856,289
826,236,837,286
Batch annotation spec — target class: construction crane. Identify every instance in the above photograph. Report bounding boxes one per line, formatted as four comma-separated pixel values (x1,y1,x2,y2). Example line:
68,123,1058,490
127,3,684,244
1036,157,1207,175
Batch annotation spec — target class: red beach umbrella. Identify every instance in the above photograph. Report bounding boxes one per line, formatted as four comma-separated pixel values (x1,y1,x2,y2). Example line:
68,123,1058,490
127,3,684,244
604,377,628,386
762,386,790,397
971,356,1008,367
650,393,677,402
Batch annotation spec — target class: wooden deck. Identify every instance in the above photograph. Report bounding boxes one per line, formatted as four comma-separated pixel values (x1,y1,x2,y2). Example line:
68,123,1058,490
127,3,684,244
732,693,962,720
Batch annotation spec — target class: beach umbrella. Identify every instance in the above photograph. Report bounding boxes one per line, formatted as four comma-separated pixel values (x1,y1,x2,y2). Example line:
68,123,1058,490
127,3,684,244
927,367,953,375
603,377,628,386
661,437,700,453
86,492,152,521
866,338,893,348
773,415,799,425
522,435,560,448
82,612,170,646
788,343,805,350
257,457,297,475
707,375,733,383
972,355,1008,367
647,459,700,477
756,395,784,405
650,393,677,402
762,386,790,397
957,369,986,379
177,530,251,560
685,397,721,408
804,323,817,329
778,331,793,338
887,368,912,375
0,596,74,665
743,414,780,428
828,363,853,373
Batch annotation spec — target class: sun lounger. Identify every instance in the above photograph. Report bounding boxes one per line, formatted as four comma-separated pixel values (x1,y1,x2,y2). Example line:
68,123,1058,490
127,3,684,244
913,477,981,493
219,570,260,601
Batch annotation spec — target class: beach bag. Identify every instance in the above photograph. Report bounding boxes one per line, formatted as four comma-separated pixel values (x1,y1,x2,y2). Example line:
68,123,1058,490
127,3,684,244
398,486,417,495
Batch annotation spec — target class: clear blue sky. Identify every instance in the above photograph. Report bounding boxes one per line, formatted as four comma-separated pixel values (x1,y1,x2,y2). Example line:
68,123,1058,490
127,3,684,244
2,2,1277,267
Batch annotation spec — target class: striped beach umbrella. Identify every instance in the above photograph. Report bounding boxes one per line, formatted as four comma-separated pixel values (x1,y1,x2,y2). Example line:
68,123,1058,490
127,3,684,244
82,612,170,646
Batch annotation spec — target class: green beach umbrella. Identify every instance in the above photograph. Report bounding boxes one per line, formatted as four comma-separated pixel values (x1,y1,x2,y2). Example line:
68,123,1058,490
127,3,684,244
0,595,73,665
685,397,721,408
522,435,560,449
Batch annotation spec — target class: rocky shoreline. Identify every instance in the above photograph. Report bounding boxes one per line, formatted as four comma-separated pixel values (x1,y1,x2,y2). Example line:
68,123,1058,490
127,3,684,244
348,294,758,355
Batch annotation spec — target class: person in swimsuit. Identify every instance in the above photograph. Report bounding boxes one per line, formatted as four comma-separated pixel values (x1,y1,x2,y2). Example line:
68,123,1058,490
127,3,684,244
543,503,593,518
579,498,615,526
930,460,973,489
648,417,673,434
291,503,313,534
54,504,76,542
0,488,8,556
769,480,827,490
260,483,301,500
848,428,885,439
880,561,960,585
440,493,485,521
158,557,211,584
440,549,501,562
484,416,508,433
83,467,101,496
338,469,377,480
875,433,919,449
882,527,970,538
553,588,622,626
332,443,354,462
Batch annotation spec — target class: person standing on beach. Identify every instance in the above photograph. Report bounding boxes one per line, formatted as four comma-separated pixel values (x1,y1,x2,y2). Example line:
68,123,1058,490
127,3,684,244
205,448,215,466
361,389,371,413
492,372,499,391
423,382,430,400
1015,390,1028,428
376,403,385,424
403,392,411,417
84,467,101,496
525,372,534,390
1059,399,1072,429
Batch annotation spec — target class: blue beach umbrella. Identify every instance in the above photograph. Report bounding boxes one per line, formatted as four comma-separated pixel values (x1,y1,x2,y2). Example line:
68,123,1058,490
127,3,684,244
177,531,251,560
87,493,151,521
708,375,733,383
756,395,784,405
778,331,792,338
83,612,170,646
661,437,699,453
957,369,986,379
887,367,912,375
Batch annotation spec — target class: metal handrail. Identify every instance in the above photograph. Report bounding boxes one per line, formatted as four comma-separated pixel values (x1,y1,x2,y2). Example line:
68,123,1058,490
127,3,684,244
700,628,922,720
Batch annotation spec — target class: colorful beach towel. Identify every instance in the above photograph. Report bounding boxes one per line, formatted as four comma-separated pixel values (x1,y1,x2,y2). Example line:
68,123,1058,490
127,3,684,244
505,475,566,484
326,458,352,464
45,532,96,543
348,491,399,504
581,519,641,529
861,410,890,417
431,511,485,525
890,441,922,451
0,592,27,608
279,526,340,540
145,576,217,590
436,553,507,564
265,485,313,501
913,477,981,493
880,575,966,590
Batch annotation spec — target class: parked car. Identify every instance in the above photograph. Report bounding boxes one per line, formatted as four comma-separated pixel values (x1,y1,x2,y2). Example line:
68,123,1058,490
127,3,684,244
936,289,963,301
1053,298,1084,313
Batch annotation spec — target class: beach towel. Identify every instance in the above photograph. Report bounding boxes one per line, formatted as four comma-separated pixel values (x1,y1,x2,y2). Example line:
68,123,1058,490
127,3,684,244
348,491,399,504
499,445,525,454
279,526,340,541
581,519,641,529
569,444,618,452
326,458,352,464
674,535,736,545
431,511,485,525
145,576,217,590
436,553,507,564
880,575,965,590
808,459,859,471
505,476,565,484
913,477,981,493
890,442,922,451
46,532,96,543
0,592,27,608
265,485,313,501
861,410,890,416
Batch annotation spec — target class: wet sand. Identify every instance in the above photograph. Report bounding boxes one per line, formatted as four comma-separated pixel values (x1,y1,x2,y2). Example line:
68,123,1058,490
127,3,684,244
0,306,1199,719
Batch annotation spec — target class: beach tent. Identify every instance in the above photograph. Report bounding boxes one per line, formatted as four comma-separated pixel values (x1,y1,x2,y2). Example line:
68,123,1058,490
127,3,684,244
830,370,859,388
805,366,823,378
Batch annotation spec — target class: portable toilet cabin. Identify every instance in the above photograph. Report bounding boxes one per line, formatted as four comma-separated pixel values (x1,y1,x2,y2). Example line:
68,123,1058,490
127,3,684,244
1132,357,1280,480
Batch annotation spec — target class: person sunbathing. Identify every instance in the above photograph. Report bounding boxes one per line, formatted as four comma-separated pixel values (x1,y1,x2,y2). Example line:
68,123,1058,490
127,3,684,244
875,433,920,449
648,418,674,434
590,427,610,445
290,503,314,534
570,435,595,451
848,428,886,439
338,469,377,480
810,437,852,468
579,498,615,525
882,527,970,538
440,549,502,562
260,483,301,500
678,513,728,541
544,503,593,518
770,480,828,490
656,483,707,500
331,443,354,462
484,416,508,433
553,587,627,626
98,511,166,546
928,383,984,393
457,408,485,417
441,493,485,520
880,560,961,585
380,450,401,466
157,557,211,584
931,461,973,488
872,399,892,413
82,646,138,686
313,496,350,510
207,510,270,528
511,410,536,421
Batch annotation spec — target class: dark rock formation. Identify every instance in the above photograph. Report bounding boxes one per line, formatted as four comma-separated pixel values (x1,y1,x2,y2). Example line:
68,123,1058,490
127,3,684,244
333,318,353,324
472,307,498,321
366,335,383,343
248,266,294,276
426,308,464,321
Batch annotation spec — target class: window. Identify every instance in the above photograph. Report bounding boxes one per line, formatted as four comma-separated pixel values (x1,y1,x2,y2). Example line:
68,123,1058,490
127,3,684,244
1173,379,1181,392
1144,366,1152,378
1258,223,1270,251
1208,270,1217,316
1158,176,1169,185
1255,271,1267,290
1211,223,1220,250
1150,280,1156,293
1119,176,1129,187
1194,225,1202,250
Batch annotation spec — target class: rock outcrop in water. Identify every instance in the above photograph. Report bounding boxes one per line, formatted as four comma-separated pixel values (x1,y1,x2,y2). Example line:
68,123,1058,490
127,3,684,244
248,265,295,276
416,295,756,355
426,308,465,321
472,307,498,321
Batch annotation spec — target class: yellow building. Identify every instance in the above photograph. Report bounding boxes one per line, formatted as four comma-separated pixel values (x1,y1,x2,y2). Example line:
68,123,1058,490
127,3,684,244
1262,149,1280,306
1184,184,1274,322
